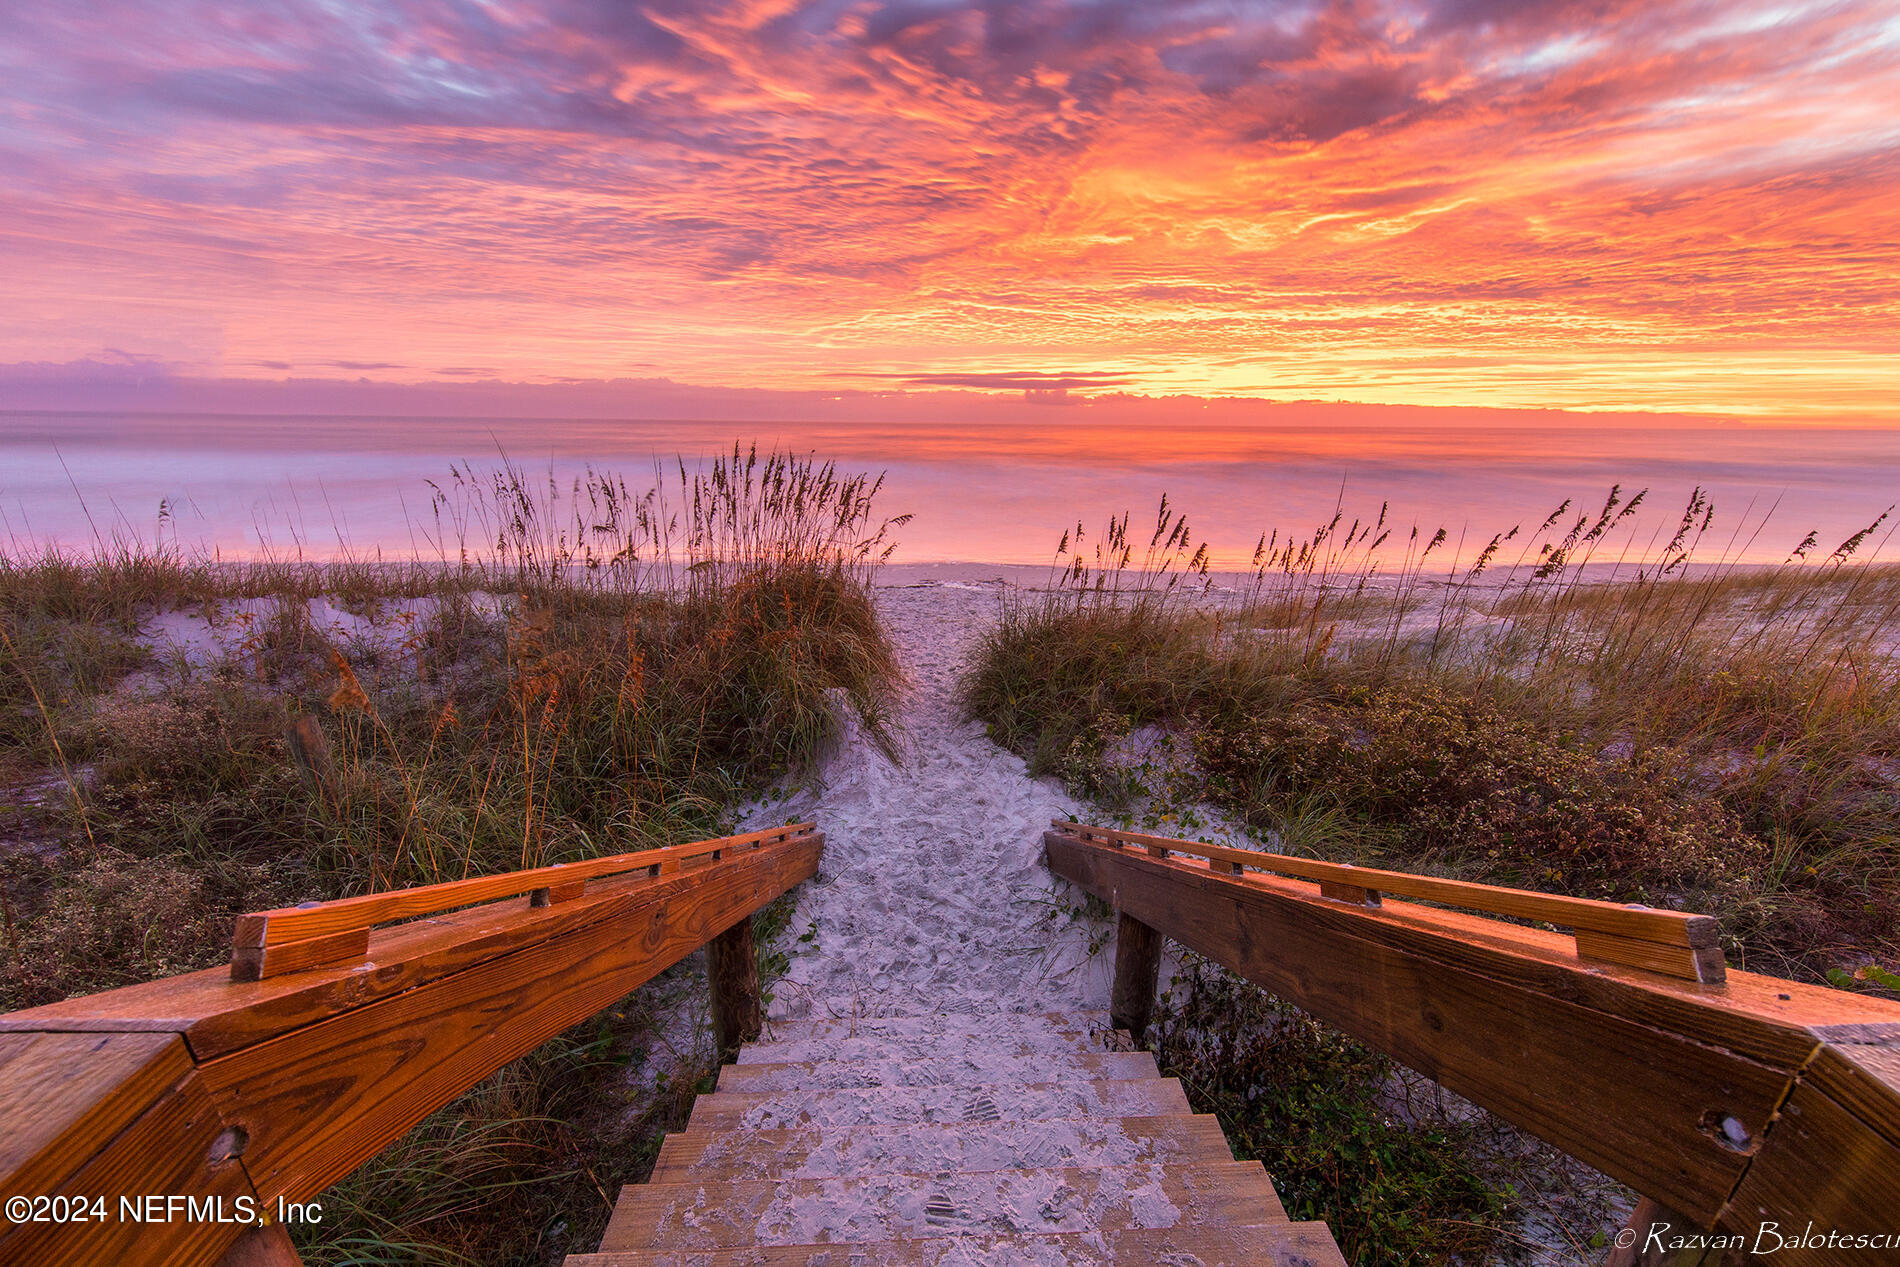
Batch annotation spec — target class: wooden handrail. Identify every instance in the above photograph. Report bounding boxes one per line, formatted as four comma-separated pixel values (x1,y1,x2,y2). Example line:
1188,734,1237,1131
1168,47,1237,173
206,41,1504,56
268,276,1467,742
232,823,818,980
1053,819,1723,981
1044,824,1900,1263
0,824,824,1267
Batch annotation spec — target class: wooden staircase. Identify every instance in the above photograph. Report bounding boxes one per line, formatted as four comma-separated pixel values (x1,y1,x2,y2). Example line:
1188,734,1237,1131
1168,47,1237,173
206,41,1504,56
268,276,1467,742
567,1010,1346,1266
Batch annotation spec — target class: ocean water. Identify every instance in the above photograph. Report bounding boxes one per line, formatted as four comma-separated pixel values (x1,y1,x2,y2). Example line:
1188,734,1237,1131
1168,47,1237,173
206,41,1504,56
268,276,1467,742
4,411,1897,569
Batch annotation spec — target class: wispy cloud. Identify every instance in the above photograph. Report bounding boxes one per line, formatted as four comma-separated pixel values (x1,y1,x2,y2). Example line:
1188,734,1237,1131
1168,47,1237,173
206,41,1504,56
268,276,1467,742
1,0,1895,415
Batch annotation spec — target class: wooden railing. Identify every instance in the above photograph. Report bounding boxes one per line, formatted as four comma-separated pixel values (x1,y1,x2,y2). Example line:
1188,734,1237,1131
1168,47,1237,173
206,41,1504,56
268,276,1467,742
1045,820,1900,1267
0,822,823,1267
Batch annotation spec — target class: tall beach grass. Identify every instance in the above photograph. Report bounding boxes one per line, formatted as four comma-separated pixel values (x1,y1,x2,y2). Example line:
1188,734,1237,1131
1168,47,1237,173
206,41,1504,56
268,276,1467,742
0,445,906,1264
965,484,1900,1264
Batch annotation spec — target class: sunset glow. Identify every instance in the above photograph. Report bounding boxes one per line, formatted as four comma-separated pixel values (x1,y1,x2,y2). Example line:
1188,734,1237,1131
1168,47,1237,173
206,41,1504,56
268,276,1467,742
3,1,1897,417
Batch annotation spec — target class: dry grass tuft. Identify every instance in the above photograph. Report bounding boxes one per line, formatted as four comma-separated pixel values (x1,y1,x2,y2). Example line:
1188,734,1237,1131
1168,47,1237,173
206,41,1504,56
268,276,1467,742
0,447,904,1264
965,484,1900,1263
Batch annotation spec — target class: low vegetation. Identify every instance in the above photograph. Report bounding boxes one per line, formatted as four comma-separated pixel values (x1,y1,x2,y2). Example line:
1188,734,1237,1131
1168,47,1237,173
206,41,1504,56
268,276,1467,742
965,487,1900,1262
0,447,905,1265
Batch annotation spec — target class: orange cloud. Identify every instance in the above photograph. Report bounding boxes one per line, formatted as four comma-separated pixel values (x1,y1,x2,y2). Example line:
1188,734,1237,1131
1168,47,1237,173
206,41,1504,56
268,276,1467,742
0,0,1894,417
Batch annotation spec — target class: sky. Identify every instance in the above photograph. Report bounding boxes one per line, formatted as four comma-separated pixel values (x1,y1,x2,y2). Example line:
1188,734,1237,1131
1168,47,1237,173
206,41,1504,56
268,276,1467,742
3,0,1898,419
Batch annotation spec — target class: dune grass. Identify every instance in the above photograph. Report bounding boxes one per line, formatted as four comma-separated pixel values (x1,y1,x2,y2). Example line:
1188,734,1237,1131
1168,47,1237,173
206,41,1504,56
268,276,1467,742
0,446,905,1265
964,486,1900,1263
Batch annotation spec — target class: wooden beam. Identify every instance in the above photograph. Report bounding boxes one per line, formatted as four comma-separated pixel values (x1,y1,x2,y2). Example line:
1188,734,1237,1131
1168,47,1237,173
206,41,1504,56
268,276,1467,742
0,1031,190,1195
1718,1033,1900,1262
1110,912,1163,1041
0,831,825,1265
1,837,823,1062
0,1036,262,1267
1045,832,1822,1224
1047,838,1900,1071
707,914,763,1061
199,835,820,1203
1050,821,1720,981
233,823,816,949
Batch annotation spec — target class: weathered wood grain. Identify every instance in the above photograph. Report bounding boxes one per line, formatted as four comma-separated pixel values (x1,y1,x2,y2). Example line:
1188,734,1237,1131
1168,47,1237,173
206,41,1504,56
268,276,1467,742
1802,1030,1900,1147
200,835,820,1203
1051,820,1714,950
0,838,821,1061
1318,880,1380,906
1575,927,1725,984
234,822,815,947
647,1114,1232,1183
564,1221,1347,1266
599,1161,1287,1250
0,1031,189,1197
1047,831,1898,1073
1722,1074,1900,1262
0,1057,258,1267
1046,832,1797,1222
229,927,370,983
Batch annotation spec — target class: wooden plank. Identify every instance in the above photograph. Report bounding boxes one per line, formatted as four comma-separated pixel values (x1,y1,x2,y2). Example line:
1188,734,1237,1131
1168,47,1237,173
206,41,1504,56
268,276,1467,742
1055,830,1728,981
235,823,815,947
0,838,822,1061
647,1114,1232,1182
712,1051,1159,1093
0,1061,259,1267
1045,835,1900,1074
0,1031,188,1197
199,834,820,1203
230,927,370,982
1046,833,1799,1223
598,1161,1288,1250
685,1079,1193,1132
565,1221,1346,1266
1051,821,1715,949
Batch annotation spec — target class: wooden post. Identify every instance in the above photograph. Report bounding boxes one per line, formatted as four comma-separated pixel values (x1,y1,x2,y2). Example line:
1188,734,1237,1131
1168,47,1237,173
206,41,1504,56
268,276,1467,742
707,914,762,1061
216,1223,304,1267
1605,1197,1729,1266
1110,910,1164,1042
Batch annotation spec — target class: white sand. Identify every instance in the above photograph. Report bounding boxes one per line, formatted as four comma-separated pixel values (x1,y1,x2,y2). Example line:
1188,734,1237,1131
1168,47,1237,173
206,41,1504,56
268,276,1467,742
744,580,1115,1022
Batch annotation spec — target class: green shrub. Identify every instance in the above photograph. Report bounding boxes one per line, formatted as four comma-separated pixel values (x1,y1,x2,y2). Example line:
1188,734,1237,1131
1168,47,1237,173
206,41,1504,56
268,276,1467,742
1196,685,1766,903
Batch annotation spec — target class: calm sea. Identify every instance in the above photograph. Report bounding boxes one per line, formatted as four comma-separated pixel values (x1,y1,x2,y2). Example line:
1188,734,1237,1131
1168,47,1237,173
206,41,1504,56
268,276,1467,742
4,411,1897,569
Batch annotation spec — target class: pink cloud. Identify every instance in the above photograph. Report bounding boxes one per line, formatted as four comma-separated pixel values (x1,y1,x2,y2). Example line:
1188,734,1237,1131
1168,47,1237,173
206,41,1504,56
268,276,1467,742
0,0,1893,416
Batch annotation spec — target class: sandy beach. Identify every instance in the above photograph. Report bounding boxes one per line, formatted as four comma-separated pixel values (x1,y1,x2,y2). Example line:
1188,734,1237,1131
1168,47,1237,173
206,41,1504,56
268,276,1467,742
744,577,1114,1022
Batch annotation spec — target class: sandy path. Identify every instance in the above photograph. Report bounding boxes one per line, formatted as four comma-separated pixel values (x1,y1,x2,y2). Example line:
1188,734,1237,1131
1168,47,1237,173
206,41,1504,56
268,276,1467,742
745,582,1111,1021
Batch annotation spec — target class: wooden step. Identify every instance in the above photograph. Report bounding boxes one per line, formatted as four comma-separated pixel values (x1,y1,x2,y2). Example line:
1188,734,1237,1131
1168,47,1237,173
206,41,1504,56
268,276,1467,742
759,1010,1115,1045
737,1028,1133,1068
718,1050,1157,1092
567,1220,1347,1265
652,1114,1234,1182
688,1078,1192,1132
598,1160,1289,1251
